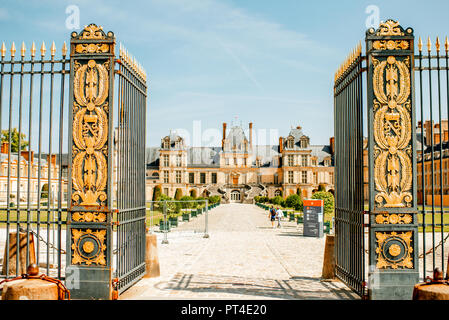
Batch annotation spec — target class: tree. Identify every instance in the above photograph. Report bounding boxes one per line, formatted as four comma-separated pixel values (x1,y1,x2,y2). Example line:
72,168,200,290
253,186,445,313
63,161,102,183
270,196,283,205
311,191,335,215
318,184,326,192
208,195,221,204
174,188,183,200
286,194,302,211
152,186,161,201
190,189,197,198
180,195,194,208
1,128,29,152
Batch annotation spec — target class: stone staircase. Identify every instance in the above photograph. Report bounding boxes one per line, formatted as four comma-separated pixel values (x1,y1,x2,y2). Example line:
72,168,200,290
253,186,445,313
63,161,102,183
242,184,265,204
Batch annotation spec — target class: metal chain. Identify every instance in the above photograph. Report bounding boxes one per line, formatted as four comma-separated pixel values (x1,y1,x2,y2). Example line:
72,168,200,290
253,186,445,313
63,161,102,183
18,226,66,254
418,231,449,259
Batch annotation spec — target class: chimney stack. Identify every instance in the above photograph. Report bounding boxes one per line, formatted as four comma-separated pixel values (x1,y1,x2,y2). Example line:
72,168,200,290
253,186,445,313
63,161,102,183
222,123,227,149
279,137,284,153
47,154,56,166
249,122,253,149
330,137,335,155
21,150,34,163
1,142,9,154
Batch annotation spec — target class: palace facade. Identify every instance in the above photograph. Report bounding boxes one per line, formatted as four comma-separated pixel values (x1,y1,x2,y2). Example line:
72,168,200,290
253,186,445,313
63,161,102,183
144,123,334,203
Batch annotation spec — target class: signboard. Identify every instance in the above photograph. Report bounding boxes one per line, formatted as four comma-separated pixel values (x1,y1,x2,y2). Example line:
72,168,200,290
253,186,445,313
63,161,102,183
303,199,324,238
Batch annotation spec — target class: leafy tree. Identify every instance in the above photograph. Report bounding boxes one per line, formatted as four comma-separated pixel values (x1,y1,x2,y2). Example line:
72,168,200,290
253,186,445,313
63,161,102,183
270,196,283,205
1,128,29,152
180,195,194,208
318,184,326,192
152,186,161,201
286,194,302,211
208,195,221,204
311,191,335,215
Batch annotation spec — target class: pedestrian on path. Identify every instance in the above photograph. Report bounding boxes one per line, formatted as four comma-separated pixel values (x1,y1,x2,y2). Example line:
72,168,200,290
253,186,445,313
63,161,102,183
276,208,283,228
269,206,276,228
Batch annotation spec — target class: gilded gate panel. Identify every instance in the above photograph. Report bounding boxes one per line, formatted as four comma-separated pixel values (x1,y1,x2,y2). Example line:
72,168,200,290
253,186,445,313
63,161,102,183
372,54,413,208
366,19,419,299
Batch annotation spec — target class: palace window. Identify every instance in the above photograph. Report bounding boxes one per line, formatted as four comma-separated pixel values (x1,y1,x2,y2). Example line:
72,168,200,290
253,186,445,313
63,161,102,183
176,155,182,167
175,171,181,184
163,188,169,196
234,158,238,167
301,155,308,167
226,158,230,166
301,171,307,184
163,171,169,183
163,140,169,149
243,158,247,166
189,172,194,184
200,173,206,184
300,138,308,148
287,139,294,149
288,155,294,166
274,174,278,184
288,171,294,184
329,173,334,184
163,155,169,167
211,172,217,184
313,172,317,184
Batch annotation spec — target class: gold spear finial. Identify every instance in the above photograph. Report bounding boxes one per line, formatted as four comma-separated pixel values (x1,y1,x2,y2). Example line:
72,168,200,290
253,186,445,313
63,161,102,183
62,42,67,56
40,42,46,57
418,37,423,52
446,37,449,53
50,41,56,57
30,42,36,58
21,42,26,57
427,37,432,52
436,37,441,52
1,42,6,58
10,42,16,57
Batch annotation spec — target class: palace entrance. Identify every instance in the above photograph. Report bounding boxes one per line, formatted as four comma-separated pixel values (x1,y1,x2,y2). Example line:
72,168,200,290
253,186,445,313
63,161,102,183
230,190,241,202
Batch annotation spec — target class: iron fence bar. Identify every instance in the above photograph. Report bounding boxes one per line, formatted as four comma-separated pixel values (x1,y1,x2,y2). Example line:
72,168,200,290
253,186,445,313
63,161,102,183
418,49,426,280
6,51,14,277
427,50,437,271
436,47,445,276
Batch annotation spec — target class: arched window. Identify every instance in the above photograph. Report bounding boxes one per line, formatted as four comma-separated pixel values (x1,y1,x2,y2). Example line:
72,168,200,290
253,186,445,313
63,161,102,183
230,190,241,202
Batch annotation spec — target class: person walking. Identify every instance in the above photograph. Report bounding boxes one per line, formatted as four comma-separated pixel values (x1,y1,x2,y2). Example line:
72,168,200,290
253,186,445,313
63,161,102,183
269,206,276,228
276,207,284,228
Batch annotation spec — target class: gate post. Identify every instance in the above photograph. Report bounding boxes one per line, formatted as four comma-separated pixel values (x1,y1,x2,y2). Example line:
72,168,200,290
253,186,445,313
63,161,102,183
65,24,115,299
366,20,419,299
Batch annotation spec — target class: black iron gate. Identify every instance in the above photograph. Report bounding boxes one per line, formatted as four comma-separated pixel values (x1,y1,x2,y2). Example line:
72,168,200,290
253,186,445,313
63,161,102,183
333,42,366,297
0,24,147,299
335,19,449,300
114,44,147,294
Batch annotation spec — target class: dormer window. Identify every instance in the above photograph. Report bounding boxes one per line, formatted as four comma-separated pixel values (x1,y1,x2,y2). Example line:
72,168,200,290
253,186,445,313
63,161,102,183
287,139,294,149
162,139,170,149
300,138,309,148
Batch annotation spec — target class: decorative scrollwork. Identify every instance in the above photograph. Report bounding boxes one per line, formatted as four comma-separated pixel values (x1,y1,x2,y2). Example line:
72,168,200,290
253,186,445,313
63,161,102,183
375,231,413,269
71,229,107,266
373,40,409,51
71,58,109,207
72,211,106,222
372,55,413,208
375,213,413,224
376,20,405,36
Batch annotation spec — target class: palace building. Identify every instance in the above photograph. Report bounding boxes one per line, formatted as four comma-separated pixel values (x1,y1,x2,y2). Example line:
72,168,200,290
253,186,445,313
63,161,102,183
144,122,334,203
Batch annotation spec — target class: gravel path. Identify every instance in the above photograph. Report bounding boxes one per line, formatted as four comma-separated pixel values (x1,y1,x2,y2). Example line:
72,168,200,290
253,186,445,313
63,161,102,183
120,203,359,300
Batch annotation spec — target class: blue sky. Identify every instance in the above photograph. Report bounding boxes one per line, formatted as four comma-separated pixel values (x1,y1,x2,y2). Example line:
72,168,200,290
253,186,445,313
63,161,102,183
1,0,449,147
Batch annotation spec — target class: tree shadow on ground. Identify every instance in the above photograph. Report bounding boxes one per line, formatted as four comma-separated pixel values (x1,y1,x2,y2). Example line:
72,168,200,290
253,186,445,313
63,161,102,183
154,273,358,300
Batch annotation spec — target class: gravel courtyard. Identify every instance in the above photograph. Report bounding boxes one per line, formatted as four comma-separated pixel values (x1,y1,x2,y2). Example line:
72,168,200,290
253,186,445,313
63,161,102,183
120,203,359,300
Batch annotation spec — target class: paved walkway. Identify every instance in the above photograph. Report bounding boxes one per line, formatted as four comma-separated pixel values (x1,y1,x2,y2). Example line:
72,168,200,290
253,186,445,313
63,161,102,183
120,203,359,300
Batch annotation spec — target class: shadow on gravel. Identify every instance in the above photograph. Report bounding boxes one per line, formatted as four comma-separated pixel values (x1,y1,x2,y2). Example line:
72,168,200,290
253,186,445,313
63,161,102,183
155,273,358,300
